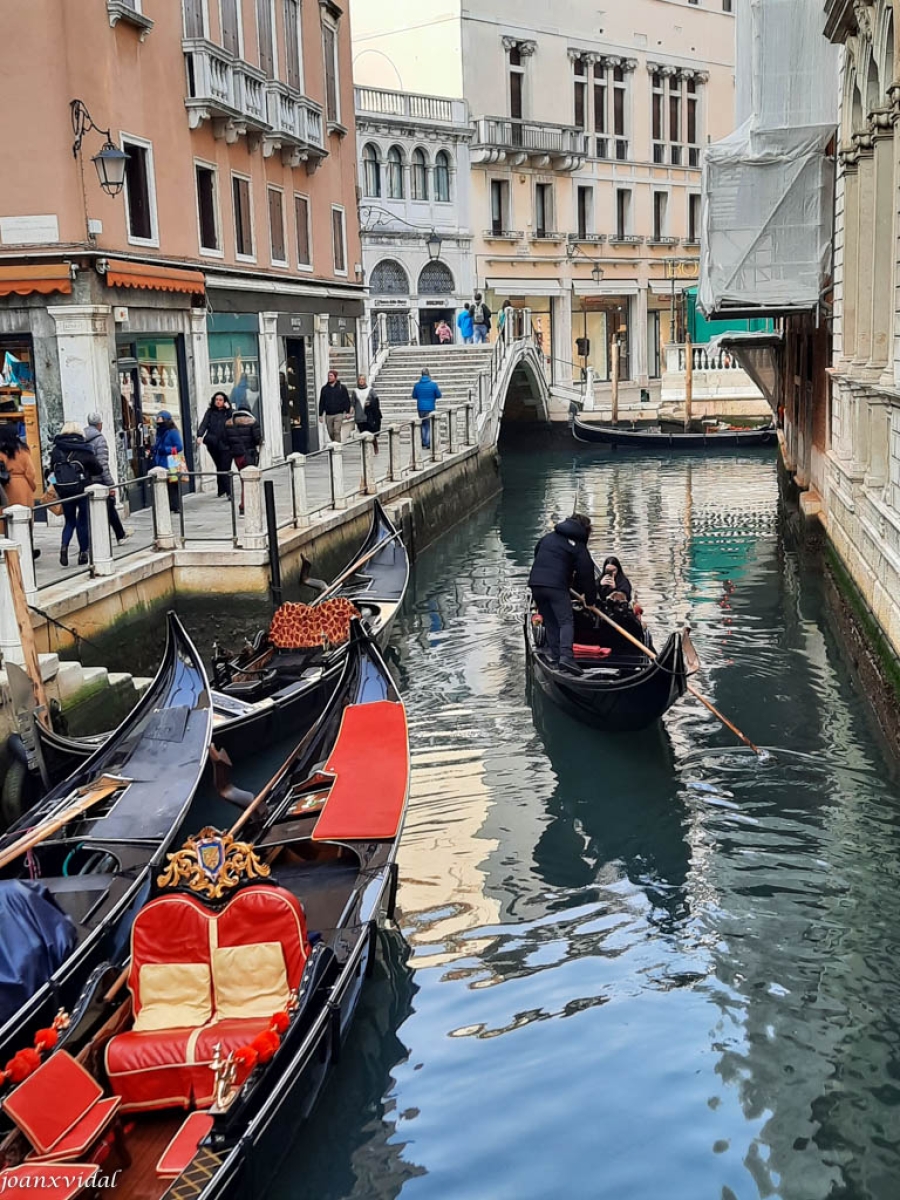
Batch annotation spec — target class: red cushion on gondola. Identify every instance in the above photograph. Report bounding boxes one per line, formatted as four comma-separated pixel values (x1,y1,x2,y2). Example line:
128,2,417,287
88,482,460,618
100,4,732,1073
0,1163,99,1199
2,1051,105,1157
573,645,613,659
156,1111,215,1177
313,701,408,842
127,895,214,1022
27,1097,121,1163
215,886,309,992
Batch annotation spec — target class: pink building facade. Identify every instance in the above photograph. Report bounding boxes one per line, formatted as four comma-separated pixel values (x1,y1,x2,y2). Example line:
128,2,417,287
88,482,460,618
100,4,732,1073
0,0,363,500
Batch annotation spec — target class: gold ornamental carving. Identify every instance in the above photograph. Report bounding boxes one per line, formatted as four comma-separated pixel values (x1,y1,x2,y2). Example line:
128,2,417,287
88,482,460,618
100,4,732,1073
157,827,271,900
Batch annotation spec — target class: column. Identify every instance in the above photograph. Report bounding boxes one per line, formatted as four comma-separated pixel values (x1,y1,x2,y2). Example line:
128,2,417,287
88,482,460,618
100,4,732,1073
551,293,573,386
869,112,894,374
634,286,649,387
852,133,875,367
189,308,216,493
239,466,266,549
258,312,282,468
838,150,860,365
311,313,331,452
3,506,36,601
357,313,372,376
47,305,115,434
86,484,114,576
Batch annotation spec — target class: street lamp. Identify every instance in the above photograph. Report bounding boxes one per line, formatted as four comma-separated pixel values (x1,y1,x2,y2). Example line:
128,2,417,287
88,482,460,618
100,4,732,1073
71,100,129,197
426,229,443,261
591,263,603,285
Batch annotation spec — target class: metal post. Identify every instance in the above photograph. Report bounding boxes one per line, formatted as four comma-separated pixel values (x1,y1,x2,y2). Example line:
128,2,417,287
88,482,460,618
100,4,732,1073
360,432,376,495
465,402,475,446
410,419,423,471
329,444,346,509
287,453,309,527
86,485,114,576
684,332,694,431
388,425,402,482
150,467,175,549
239,466,266,549
611,336,620,425
3,505,36,601
263,479,282,606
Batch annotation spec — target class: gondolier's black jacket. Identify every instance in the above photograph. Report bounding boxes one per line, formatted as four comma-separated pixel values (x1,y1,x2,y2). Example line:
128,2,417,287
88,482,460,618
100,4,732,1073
528,518,597,605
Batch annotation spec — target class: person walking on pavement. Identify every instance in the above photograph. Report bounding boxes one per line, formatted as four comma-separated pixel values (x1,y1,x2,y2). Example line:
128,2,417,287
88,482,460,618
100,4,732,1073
456,304,474,344
224,406,262,515
318,370,352,444
472,291,492,344
0,424,36,511
151,411,184,514
197,392,233,498
412,368,441,450
50,422,103,566
353,374,383,453
528,513,597,675
83,413,130,544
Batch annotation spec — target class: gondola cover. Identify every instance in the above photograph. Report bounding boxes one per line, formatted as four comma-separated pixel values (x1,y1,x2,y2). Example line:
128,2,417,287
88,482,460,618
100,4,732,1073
0,881,77,1026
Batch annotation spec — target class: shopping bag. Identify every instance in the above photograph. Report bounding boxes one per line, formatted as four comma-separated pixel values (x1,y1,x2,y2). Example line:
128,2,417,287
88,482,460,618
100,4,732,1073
39,485,63,517
166,451,188,482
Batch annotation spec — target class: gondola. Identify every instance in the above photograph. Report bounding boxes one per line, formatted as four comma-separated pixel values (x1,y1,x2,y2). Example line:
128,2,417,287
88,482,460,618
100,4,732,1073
572,414,777,448
28,498,409,784
524,592,688,730
0,612,212,1064
0,623,410,1200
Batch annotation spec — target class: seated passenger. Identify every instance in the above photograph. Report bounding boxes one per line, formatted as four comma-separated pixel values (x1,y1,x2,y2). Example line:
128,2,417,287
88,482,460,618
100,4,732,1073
598,556,633,605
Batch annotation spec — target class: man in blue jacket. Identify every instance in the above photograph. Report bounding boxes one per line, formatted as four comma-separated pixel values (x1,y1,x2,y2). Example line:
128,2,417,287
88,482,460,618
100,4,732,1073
528,513,597,674
412,368,441,449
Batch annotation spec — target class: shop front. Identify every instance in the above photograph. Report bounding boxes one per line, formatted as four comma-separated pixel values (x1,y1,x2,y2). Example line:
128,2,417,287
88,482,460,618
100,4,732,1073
0,333,44,494
572,289,635,382
277,313,315,457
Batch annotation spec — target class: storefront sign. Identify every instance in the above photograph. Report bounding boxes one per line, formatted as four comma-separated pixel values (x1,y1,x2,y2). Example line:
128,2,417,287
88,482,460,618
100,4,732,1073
421,297,451,308
664,259,700,280
374,298,409,310
277,313,314,338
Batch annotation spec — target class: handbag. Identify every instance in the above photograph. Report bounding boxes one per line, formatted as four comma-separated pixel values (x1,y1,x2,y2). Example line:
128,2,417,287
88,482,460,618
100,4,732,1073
39,485,63,517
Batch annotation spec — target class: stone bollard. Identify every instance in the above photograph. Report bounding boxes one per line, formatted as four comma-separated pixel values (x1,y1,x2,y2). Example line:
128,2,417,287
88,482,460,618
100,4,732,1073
431,412,443,462
410,420,423,472
329,444,346,510
86,485,114,576
583,367,596,412
0,539,25,665
465,402,475,447
239,466,266,549
3,505,37,601
150,467,176,550
388,426,403,482
360,433,376,496
287,453,309,527
447,407,458,455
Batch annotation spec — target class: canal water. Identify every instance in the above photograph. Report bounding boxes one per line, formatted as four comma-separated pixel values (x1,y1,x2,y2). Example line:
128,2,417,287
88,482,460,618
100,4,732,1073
264,444,900,1200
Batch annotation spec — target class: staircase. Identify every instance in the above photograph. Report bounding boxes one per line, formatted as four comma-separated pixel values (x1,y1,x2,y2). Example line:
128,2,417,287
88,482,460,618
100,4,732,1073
329,346,358,382
372,344,495,426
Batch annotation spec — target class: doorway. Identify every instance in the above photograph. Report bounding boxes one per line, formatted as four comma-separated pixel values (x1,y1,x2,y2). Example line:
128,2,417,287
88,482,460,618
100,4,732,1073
418,308,454,345
281,337,308,455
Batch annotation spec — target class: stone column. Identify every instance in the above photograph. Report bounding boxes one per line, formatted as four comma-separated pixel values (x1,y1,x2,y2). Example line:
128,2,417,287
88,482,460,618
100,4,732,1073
150,467,176,549
47,305,115,435
239,466,266,548
869,111,894,375
189,308,216,493
258,313,282,469
837,148,860,365
550,294,573,386
0,540,25,665
3,507,36,602
287,453,308,526
864,396,891,491
86,484,114,575
634,286,649,387
328,444,346,509
852,132,875,367
360,432,376,494
357,313,372,376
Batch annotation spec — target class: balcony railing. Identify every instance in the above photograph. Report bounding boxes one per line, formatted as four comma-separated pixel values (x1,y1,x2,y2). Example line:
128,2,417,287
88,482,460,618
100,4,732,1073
472,117,588,161
266,82,325,152
483,228,524,240
355,86,466,125
532,231,566,242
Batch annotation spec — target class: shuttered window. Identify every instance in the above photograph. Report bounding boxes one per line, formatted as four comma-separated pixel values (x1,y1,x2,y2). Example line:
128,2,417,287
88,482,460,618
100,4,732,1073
221,0,240,54
332,206,346,274
233,176,253,257
323,21,338,123
183,0,204,37
268,188,286,263
284,0,302,91
257,0,274,78
295,195,311,267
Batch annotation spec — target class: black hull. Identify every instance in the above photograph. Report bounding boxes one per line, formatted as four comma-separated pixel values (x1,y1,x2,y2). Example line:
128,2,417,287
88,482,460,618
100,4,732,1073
572,416,777,449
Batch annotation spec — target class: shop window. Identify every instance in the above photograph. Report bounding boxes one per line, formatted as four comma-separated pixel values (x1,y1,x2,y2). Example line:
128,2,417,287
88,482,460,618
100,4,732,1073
0,338,42,493
434,151,451,203
122,137,157,245
411,149,429,201
295,194,311,267
332,205,347,274
490,179,510,234
386,146,404,199
322,18,339,124
362,143,381,198
268,187,286,264
257,0,275,78
195,164,220,253
577,186,593,238
233,174,254,258
221,0,240,54
207,332,262,425
284,0,302,91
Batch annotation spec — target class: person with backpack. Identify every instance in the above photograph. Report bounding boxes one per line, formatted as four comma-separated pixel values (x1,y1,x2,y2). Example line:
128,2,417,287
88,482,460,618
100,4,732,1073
412,368,441,450
472,291,492,344
84,413,129,543
152,411,184,513
352,374,383,453
224,406,262,515
49,422,102,567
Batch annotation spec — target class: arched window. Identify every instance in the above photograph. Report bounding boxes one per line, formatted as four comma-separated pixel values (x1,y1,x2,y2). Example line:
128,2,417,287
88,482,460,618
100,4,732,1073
411,148,429,201
434,150,451,202
386,146,404,200
370,258,410,295
417,260,454,296
362,143,381,198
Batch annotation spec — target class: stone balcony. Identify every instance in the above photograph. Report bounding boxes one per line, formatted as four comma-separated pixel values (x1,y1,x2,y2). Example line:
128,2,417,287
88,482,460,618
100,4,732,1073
660,342,769,418
265,82,326,166
355,86,469,128
471,117,587,170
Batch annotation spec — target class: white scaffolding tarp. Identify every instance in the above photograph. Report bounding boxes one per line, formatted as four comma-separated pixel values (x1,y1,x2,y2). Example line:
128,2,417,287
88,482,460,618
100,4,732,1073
699,0,839,316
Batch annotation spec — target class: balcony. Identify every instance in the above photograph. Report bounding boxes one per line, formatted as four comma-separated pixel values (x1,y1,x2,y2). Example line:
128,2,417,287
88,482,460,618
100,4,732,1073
661,343,769,418
265,82,326,165
354,86,468,127
471,117,587,171
648,236,680,248
608,234,644,246
483,229,524,241
531,231,567,243
569,233,606,245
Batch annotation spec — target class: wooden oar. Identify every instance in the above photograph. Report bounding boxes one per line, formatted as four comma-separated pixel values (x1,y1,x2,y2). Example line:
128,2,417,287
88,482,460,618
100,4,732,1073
313,529,402,605
569,592,762,755
0,773,130,871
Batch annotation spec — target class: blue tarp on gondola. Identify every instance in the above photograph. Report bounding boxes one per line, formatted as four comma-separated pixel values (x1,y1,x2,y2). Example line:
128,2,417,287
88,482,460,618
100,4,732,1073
0,881,77,1025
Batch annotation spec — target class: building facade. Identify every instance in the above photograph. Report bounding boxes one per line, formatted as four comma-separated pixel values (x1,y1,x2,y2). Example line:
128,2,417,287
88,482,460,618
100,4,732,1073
0,0,363,506
350,0,735,404
356,86,474,350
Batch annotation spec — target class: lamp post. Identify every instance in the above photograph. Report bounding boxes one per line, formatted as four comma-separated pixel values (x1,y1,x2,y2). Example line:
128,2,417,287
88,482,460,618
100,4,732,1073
71,100,129,197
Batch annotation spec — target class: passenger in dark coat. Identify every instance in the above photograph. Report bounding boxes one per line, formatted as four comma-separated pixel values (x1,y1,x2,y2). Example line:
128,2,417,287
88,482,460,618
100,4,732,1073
598,555,633,603
224,407,262,515
528,513,596,674
197,392,233,497
50,423,103,567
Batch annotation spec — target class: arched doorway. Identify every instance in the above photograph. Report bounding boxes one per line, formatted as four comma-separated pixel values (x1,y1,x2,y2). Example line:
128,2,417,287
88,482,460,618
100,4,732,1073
417,261,455,344
370,259,412,347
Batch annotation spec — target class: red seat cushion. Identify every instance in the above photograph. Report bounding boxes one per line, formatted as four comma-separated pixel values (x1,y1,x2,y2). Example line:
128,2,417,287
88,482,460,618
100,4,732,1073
573,644,612,659
28,1096,120,1163
3,1051,104,1157
0,1163,99,1199
156,1111,215,1177
215,886,309,991
127,895,214,1022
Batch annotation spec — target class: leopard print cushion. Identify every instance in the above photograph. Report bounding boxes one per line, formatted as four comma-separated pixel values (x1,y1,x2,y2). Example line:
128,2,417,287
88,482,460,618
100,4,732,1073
268,598,361,650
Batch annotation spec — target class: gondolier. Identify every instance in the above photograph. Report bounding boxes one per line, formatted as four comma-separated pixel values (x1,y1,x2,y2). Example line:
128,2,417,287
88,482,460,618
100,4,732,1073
528,513,597,675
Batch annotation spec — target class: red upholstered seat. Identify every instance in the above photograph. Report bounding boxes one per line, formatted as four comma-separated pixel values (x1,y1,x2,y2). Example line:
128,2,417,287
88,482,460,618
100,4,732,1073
156,1111,215,1177
215,887,309,990
573,644,612,660
313,700,409,842
0,1163,99,1199
2,1051,120,1163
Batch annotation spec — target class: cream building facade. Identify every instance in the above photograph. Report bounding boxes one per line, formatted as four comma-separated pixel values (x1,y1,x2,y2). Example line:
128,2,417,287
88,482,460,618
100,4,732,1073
351,0,736,403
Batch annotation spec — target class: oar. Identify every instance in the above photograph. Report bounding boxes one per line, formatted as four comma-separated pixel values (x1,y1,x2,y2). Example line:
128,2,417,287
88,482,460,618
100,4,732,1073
313,529,402,605
569,592,762,756
0,773,130,871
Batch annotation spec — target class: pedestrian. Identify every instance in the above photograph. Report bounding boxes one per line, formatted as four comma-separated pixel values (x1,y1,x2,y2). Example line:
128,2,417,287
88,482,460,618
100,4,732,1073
197,392,234,498
151,411,184,514
472,291,492,344
353,374,383,453
0,424,36,511
497,298,514,336
456,304,474,344
435,319,452,344
412,368,441,450
528,513,597,675
50,421,103,567
318,370,352,443
224,405,262,515
83,412,130,544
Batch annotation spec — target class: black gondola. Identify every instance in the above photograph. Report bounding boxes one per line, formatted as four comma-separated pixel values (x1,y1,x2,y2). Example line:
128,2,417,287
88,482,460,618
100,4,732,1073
30,498,409,782
0,612,212,1063
0,623,410,1200
572,414,777,448
524,593,688,730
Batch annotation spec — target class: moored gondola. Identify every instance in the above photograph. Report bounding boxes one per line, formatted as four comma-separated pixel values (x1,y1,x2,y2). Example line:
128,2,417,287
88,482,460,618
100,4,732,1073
0,612,212,1063
572,414,777,448
0,623,410,1200
524,592,688,730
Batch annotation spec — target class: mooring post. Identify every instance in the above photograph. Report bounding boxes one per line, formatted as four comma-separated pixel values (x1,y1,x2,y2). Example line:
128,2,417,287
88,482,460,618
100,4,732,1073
287,453,309,527
149,467,175,549
447,407,458,455
0,539,25,665
239,466,266,549
388,425,402,482
465,402,475,446
329,444,346,510
431,413,443,463
3,505,36,601
360,432,376,495
86,485,114,576
263,478,282,606
410,420,423,472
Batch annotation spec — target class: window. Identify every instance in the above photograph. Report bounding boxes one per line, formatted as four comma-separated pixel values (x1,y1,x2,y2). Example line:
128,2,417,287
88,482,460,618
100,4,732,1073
509,43,525,136
331,206,346,274
688,193,701,243
594,62,608,158
411,148,428,201
370,259,409,295
577,185,593,238
195,164,220,253
686,76,699,166
220,0,240,54
615,189,631,239
295,194,311,266
613,64,628,160
434,151,451,202
652,72,665,163
573,56,587,129
232,174,254,258
723,0,733,10
183,0,205,37
490,179,510,234
535,183,552,236
284,0,302,91
322,19,339,124
669,74,682,165
418,261,454,296
122,137,157,244
386,146,404,199
652,192,668,241
268,187,286,263
256,0,274,78
362,143,381,198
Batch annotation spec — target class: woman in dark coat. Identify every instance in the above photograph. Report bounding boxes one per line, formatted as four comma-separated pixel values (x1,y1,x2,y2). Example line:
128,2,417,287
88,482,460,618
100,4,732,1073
224,407,262,514
197,392,233,498
352,374,383,452
598,555,633,603
49,422,103,566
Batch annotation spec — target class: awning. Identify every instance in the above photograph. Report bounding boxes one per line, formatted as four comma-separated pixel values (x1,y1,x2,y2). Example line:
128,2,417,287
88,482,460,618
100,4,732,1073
485,279,566,298
0,264,72,298
107,259,205,296
708,331,784,413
